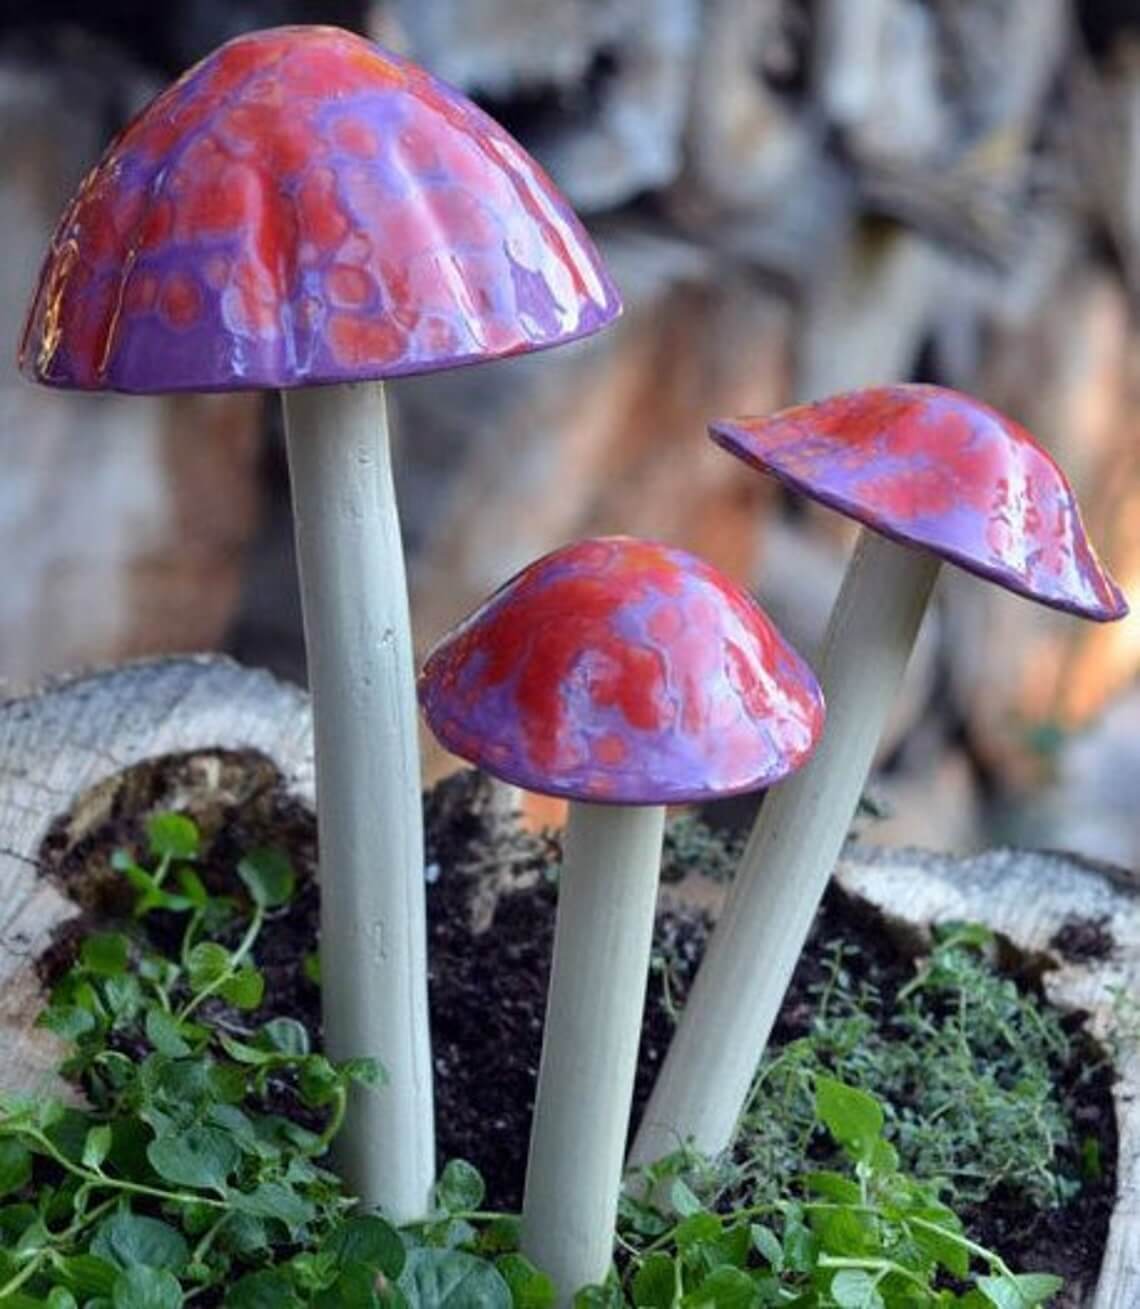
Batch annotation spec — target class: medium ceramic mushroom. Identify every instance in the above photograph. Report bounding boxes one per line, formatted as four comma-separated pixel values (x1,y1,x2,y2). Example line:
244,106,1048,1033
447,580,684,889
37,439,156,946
629,383,1129,1172
19,24,621,1220
418,535,824,1301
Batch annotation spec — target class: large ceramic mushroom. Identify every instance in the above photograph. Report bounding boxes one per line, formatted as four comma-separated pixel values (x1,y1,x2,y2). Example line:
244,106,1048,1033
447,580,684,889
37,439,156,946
418,536,823,1301
629,384,1129,1172
19,24,621,1221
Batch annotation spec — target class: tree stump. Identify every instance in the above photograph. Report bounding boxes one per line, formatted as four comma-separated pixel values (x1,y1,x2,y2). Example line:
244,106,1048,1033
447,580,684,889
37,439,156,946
836,848,1140,1309
0,655,313,1096
0,656,1135,1303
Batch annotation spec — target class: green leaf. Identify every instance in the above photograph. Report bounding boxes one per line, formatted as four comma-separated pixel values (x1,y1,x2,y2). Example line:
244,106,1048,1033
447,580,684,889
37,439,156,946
81,933,130,977
92,1212,189,1272
303,952,322,985
176,868,209,909
0,1138,32,1197
669,1178,703,1218
631,1253,675,1308
228,1181,316,1233
312,1263,383,1309
145,1009,192,1058
494,1254,556,1309
257,1018,310,1056
675,1212,721,1254
299,1057,341,1107
47,1288,79,1309
324,1216,406,1278
829,1269,885,1309
815,1077,884,1163
187,943,231,993
437,1159,486,1214
40,1003,97,1039
226,1269,302,1309
56,1253,119,1296
400,1249,512,1309
910,1220,969,1279
112,1266,183,1309
220,967,265,1011
147,813,200,861
681,1266,755,1309
147,1126,239,1193
341,1057,386,1090
82,1124,113,1170
219,1033,273,1066
237,849,295,909
804,1171,862,1204
977,1274,1064,1308
750,1225,782,1273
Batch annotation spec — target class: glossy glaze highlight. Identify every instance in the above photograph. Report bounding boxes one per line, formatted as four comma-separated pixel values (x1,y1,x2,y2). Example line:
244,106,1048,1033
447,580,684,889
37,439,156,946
21,25,621,393
710,385,1127,622
418,537,825,805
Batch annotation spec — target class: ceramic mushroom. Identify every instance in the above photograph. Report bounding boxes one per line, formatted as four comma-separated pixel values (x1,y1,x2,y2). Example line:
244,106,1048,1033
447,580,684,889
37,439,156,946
19,24,621,1221
629,383,1129,1173
418,536,824,1301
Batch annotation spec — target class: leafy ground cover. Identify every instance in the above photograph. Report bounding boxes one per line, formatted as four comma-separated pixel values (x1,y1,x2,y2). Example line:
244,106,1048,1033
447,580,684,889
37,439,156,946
0,761,1115,1306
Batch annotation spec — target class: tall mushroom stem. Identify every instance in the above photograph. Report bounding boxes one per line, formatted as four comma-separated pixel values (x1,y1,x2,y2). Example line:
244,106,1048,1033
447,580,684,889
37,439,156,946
628,531,940,1171
522,801,667,1302
283,381,434,1221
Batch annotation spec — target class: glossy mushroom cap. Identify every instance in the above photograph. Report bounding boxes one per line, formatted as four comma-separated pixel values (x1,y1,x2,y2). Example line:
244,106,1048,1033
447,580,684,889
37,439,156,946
21,25,620,394
418,537,825,805
710,384,1127,622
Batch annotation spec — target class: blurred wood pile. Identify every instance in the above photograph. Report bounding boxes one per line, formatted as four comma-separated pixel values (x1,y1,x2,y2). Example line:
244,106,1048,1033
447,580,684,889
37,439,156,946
0,1,1137,862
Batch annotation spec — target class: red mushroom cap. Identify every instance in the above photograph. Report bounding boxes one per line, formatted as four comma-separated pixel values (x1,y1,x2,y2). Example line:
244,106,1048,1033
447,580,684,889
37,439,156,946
710,384,1127,622
418,536,825,805
20,25,620,394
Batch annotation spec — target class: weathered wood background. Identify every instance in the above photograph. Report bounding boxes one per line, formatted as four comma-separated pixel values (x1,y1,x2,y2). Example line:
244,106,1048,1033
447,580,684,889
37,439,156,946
1,1,1138,860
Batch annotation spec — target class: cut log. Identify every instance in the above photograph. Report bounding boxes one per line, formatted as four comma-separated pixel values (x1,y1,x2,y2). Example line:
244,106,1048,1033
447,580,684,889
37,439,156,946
0,657,1136,1303
836,846,1140,1309
0,656,313,1096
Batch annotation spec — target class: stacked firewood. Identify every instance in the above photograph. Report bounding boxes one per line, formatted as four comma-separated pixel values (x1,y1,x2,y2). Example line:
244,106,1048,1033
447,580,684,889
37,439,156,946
0,1,1136,860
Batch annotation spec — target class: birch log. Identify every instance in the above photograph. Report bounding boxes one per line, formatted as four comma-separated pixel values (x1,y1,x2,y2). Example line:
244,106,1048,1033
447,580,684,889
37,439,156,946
0,655,313,1097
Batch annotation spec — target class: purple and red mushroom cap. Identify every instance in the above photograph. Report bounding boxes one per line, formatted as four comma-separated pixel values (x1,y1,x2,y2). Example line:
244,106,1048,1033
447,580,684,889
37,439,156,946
710,385,1127,623
20,25,621,395
418,536,825,806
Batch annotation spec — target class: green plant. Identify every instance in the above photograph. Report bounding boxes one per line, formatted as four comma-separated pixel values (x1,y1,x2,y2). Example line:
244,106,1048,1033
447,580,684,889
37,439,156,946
0,813,384,1306
723,924,1079,1217
0,814,1065,1308
615,1077,1061,1308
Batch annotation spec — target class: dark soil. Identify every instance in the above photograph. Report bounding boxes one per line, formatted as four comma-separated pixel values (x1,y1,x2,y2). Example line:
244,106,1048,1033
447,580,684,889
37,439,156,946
37,752,1117,1303
1050,915,1116,963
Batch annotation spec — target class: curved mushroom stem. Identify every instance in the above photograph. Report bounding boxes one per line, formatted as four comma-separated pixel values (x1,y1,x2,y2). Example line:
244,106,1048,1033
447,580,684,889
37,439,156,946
283,381,434,1221
628,530,940,1172
522,801,666,1302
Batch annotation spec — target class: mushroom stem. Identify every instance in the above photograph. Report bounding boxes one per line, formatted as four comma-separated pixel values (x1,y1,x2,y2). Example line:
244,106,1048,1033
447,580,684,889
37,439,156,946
522,801,667,1302
628,530,940,1171
282,381,434,1221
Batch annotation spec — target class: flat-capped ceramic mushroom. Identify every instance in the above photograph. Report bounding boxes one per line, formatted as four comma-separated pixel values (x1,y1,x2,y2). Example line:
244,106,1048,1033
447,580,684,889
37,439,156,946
20,24,621,1221
629,383,1129,1172
418,535,823,1300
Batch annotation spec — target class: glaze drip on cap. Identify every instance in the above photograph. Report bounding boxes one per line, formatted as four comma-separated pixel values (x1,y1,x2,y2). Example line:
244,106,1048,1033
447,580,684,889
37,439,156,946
21,25,621,394
710,384,1127,622
418,536,825,805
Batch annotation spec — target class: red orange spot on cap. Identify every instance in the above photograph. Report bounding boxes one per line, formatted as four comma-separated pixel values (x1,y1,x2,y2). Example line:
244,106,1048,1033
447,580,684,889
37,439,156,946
332,116,379,157
159,272,202,328
328,314,405,366
325,264,374,308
